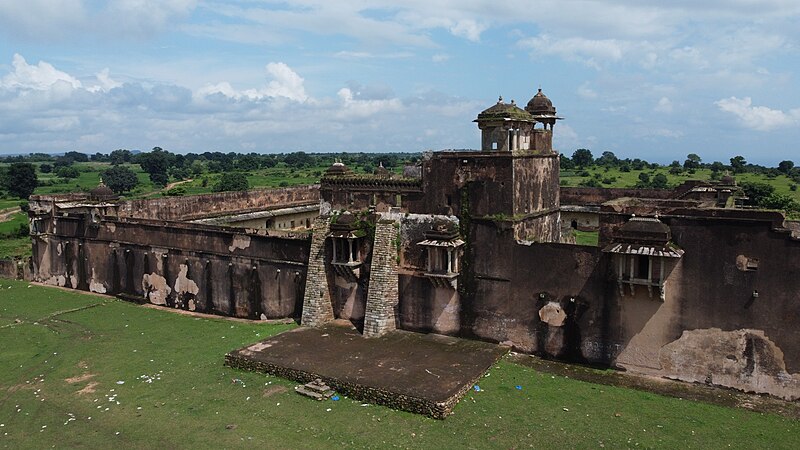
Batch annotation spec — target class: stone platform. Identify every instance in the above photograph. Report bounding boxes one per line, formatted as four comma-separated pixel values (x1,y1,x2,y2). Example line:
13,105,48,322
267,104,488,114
225,324,508,419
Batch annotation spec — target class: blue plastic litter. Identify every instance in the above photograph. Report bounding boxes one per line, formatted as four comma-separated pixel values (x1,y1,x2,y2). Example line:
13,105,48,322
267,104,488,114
515,385,522,390
331,395,340,401
473,385,481,392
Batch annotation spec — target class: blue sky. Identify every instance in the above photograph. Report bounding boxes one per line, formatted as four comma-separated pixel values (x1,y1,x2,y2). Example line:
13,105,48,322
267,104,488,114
0,1,798,164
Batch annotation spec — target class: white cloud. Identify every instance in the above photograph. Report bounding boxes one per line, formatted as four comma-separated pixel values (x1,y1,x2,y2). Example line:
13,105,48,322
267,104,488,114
0,0,196,41
1,54,82,90
195,62,308,102
654,97,673,113
336,87,403,119
432,54,450,63
715,97,800,131
449,19,486,42
519,35,629,69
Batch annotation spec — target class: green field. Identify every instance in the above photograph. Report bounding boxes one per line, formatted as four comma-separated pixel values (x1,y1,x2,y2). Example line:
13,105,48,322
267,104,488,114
0,279,797,449
561,167,800,203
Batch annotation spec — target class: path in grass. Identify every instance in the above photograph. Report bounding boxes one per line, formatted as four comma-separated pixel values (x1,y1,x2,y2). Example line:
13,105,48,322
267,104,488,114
0,279,798,449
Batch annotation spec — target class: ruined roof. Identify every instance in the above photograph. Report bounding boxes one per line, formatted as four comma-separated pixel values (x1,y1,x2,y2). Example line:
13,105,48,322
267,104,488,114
475,97,534,122
602,242,684,258
325,161,352,177
614,216,672,245
88,183,118,202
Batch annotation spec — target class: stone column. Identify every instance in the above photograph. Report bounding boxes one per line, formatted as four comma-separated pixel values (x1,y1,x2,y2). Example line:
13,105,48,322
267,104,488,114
363,220,400,338
301,217,334,327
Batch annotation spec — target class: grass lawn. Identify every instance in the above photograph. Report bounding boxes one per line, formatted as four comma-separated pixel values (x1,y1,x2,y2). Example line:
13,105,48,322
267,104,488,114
0,280,797,449
0,237,31,259
574,230,599,246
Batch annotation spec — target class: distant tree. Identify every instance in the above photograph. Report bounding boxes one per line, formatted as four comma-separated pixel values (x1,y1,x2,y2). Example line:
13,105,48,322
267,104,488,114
669,165,683,175
651,173,668,189
101,166,138,194
596,151,618,167
740,181,775,206
137,148,170,187
636,172,651,188
169,166,191,181
90,152,106,162
683,153,702,170
730,155,747,174
189,160,206,176
709,161,725,174
39,163,52,174
236,155,260,171
64,151,89,162
3,163,38,199
631,159,647,170
778,160,795,175
56,166,80,179
572,149,594,168
109,149,132,165
759,193,798,211
284,151,314,168
214,172,249,192
618,161,631,172
53,157,74,169
669,160,681,168
560,155,574,170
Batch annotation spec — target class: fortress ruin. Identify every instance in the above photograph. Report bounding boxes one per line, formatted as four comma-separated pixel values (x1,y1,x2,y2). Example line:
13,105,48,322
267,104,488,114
27,88,800,401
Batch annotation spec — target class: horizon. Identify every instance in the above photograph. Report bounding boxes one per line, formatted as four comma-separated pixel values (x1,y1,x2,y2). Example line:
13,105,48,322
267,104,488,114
1,1,798,165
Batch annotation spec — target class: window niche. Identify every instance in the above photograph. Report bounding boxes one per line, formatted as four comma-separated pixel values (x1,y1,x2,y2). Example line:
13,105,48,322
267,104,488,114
327,212,367,282
418,225,464,289
602,217,684,301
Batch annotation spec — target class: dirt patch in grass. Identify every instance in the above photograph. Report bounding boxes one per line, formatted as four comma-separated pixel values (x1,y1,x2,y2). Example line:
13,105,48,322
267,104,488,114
65,373,96,384
508,353,800,420
76,381,99,395
262,385,288,397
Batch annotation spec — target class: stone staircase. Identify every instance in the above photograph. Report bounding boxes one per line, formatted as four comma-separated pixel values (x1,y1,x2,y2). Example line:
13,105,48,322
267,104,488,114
295,378,335,401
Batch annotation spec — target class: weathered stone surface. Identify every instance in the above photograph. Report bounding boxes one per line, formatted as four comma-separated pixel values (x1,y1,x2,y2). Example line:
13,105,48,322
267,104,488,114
300,217,334,327
539,301,566,327
363,220,400,338
659,328,800,400
225,325,507,419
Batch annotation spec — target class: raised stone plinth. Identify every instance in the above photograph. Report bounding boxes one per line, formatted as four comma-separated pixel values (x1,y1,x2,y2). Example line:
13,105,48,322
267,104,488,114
225,324,508,419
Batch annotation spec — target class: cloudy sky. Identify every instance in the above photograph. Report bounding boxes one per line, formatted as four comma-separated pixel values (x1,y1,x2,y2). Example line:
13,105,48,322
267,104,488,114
0,1,798,164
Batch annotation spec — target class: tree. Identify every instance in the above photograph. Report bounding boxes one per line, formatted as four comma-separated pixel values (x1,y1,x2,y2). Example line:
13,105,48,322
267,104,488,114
102,166,138,194
56,166,80,179
651,173,668,189
596,151,618,167
683,153,702,170
137,148,170,187
730,155,747,174
740,182,775,206
39,163,52,174
636,172,651,188
214,172,249,192
110,149,132,165
759,193,798,211
559,155,574,170
64,151,89,162
572,148,593,168
709,161,725,174
3,163,38,199
778,160,795,175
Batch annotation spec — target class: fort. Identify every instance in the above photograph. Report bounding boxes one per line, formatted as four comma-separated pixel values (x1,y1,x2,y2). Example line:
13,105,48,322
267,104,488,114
24,88,800,404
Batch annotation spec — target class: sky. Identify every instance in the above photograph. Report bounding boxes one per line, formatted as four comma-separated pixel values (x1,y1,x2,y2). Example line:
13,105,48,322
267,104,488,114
0,1,798,165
